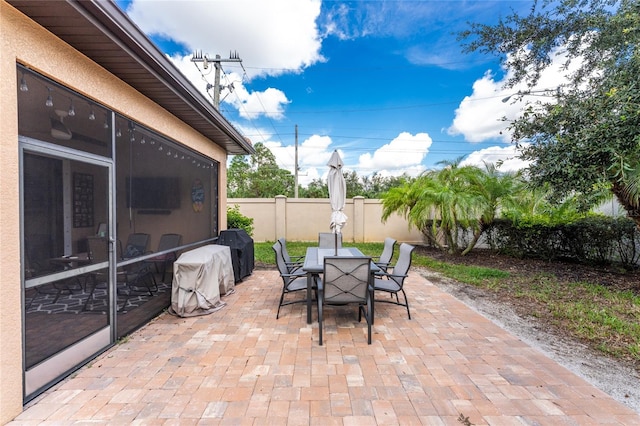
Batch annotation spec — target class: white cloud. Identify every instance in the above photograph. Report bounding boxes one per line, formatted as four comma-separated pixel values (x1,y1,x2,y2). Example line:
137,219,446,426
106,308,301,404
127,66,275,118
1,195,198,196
124,0,322,119
167,56,291,120
221,73,290,120
264,134,335,187
240,131,432,187
447,46,581,143
125,0,324,79
357,132,432,177
460,144,531,173
447,70,516,143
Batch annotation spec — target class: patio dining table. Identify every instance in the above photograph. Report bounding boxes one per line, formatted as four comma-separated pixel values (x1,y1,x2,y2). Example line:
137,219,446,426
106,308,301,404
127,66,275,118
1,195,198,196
302,247,379,324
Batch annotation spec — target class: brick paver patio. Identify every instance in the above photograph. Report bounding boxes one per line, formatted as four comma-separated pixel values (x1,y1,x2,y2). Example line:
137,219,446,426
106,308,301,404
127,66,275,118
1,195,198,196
10,270,640,425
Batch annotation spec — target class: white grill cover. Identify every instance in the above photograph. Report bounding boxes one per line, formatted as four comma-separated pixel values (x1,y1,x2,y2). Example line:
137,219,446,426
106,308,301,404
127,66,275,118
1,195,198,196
169,245,234,317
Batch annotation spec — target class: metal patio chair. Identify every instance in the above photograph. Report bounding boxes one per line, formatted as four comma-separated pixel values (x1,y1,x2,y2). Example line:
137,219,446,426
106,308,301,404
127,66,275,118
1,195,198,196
273,242,314,319
147,233,182,283
317,256,373,345
318,232,342,249
373,243,415,320
277,238,304,273
373,237,397,274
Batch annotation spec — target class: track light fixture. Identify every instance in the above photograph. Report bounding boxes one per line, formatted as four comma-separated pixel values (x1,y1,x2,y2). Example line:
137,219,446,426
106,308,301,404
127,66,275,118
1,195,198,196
45,87,54,107
20,73,28,92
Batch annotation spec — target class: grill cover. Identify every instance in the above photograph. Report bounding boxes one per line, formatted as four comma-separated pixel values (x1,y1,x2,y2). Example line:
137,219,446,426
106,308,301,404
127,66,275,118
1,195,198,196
217,229,254,282
169,245,234,317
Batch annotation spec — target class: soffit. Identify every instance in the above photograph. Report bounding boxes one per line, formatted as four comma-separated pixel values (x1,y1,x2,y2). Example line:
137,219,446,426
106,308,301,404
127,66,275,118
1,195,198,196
7,0,254,155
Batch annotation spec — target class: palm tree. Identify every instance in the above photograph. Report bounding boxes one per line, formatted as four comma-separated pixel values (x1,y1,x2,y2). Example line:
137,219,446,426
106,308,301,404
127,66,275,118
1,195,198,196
462,162,525,254
382,159,526,255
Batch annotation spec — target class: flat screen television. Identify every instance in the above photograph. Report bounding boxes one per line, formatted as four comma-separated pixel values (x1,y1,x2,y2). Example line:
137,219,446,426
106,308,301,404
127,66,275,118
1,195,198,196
125,177,181,210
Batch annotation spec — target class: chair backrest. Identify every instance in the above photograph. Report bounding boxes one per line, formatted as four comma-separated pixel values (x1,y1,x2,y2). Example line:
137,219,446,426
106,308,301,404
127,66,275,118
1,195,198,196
277,238,293,263
272,242,290,278
87,237,108,262
122,233,150,259
378,237,397,264
318,232,342,249
96,222,107,236
390,243,415,285
322,256,371,305
157,233,182,252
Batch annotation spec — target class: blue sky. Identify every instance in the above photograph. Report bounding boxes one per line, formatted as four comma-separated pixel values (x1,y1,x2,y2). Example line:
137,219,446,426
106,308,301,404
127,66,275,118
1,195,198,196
114,0,570,186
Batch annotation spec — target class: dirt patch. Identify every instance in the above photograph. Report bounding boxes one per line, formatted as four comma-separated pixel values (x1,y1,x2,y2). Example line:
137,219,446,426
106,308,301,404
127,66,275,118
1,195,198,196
415,246,640,413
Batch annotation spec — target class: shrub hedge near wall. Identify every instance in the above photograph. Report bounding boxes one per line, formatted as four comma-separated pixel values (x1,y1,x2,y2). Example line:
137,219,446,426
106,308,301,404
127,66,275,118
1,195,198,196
487,217,640,269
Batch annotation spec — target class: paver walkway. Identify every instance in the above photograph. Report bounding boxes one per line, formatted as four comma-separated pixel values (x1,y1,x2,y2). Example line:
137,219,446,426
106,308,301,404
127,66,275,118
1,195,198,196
10,270,640,425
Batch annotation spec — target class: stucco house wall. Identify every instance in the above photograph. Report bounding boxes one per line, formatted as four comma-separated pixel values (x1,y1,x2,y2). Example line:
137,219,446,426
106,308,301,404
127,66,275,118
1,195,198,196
1,2,243,421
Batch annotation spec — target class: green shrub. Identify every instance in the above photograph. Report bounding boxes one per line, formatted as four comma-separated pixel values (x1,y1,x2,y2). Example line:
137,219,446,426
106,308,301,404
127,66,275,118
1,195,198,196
487,216,639,268
226,204,254,237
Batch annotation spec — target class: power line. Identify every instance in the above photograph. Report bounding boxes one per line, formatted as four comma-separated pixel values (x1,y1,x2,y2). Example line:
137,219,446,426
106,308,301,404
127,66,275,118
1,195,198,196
241,131,499,147
238,56,491,73
191,51,243,109
227,92,513,116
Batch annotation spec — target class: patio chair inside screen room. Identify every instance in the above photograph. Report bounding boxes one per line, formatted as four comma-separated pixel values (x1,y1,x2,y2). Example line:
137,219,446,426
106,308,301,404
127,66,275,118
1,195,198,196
373,243,415,320
86,236,155,306
272,242,313,319
85,236,110,310
318,232,342,249
317,256,373,345
120,233,150,260
117,233,157,295
147,233,182,283
86,236,108,263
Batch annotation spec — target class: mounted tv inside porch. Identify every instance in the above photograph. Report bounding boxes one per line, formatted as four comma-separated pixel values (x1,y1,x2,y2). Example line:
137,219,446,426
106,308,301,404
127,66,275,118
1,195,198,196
125,177,181,210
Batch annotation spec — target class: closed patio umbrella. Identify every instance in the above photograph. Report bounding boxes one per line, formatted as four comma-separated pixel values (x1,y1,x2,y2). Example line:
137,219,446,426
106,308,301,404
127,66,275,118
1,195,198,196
327,150,347,254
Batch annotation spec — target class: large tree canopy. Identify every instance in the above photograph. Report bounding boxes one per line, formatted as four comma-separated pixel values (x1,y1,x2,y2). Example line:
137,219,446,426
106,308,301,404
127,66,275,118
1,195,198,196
460,0,640,227
227,143,295,198
229,144,409,199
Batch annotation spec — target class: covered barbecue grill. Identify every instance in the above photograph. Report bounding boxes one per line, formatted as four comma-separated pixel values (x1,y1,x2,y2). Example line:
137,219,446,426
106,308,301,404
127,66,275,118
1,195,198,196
217,229,254,282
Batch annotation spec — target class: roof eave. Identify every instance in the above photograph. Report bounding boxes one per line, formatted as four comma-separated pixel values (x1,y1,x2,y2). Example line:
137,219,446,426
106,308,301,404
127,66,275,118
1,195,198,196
8,0,255,155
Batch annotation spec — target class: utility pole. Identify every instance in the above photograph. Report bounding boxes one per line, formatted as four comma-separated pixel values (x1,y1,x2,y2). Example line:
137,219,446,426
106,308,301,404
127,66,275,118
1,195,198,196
294,125,299,198
191,51,242,109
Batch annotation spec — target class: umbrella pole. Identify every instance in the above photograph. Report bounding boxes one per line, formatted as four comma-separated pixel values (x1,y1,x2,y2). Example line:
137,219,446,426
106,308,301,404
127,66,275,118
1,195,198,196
334,232,337,255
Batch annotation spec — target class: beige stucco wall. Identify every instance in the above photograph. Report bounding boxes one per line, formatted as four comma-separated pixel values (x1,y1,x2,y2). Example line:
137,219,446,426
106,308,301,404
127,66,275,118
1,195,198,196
228,196,424,244
1,3,228,422
1,3,24,423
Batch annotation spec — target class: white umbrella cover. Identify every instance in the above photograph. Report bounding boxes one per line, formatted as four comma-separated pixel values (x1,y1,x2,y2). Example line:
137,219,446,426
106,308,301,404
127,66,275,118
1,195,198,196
327,150,347,234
